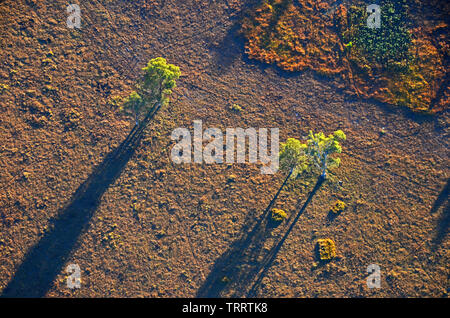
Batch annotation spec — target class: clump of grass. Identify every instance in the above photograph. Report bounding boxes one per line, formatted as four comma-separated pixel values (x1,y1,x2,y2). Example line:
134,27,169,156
101,224,122,249
221,276,231,284
0,83,10,93
317,238,336,261
271,208,287,222
41,58,53,66
62,108,82,129
330,200,346,214
226,174,237,183
230,103,243,112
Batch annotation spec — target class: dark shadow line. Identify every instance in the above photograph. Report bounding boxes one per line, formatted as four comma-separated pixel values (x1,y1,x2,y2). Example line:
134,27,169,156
432,202,450,247
262,168,294,217
431,179,450,249
195,169,294,298
430,179,449,215
1,104,160,298
247,177,324,297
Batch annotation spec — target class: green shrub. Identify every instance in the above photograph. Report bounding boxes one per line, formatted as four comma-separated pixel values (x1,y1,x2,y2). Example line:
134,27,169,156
271,208,288,222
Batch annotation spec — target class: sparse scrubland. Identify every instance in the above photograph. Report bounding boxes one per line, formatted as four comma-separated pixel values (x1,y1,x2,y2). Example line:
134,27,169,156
0,0,448,298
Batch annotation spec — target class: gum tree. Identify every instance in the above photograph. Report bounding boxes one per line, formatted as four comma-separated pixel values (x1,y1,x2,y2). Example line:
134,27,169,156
139,57,181,107
279,137,308,179
121,57,181,125
260,130,346,270
305,130,346,179
261,136,309,216
279,130,346,181
260,137,307,216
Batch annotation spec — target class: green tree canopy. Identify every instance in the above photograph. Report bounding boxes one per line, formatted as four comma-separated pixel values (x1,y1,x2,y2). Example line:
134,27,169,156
279,138,308,179
306,130,346,178
279,130,346,180
120,57,181,125
139,57,181,106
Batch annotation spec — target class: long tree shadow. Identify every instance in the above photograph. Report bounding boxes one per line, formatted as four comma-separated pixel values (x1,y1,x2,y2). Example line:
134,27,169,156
196,169,293,297
196,173,323,298
430,179,449,215
207,21,244,75
431,178,450,249
247,177,324,297
207,0,263,75
1,104,161,298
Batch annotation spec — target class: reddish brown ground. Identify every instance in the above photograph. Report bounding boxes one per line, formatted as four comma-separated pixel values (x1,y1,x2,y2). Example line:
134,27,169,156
0,0,448,297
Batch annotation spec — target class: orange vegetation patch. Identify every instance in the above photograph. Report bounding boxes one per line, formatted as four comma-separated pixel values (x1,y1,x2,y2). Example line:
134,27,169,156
242,0,344,74
242,0,449,113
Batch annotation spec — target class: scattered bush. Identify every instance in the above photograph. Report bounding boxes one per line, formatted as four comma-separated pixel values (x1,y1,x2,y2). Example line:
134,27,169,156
317,238,336,261
271,208,287,222
0,83,9,93
330,200,346,214
230,103,243,112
